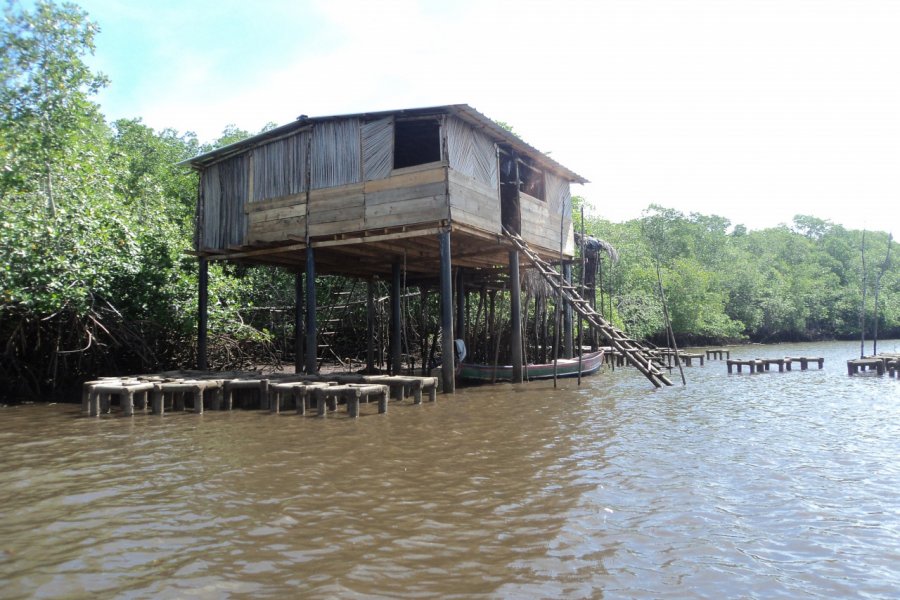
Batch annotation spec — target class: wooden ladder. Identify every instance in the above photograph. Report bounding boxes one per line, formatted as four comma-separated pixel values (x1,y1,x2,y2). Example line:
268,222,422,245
504,228,673,388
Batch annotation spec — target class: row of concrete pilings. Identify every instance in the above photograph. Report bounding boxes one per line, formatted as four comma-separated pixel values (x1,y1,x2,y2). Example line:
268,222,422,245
82,371,439,418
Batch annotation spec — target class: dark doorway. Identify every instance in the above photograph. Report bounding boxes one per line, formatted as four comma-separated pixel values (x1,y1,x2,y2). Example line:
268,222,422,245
499,148,520,234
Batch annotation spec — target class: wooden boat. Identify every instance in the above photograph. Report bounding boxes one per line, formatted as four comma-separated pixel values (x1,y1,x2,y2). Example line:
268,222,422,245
459,350,604,383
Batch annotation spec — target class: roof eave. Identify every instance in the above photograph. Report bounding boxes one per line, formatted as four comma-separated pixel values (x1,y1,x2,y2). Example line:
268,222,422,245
179,103,589,184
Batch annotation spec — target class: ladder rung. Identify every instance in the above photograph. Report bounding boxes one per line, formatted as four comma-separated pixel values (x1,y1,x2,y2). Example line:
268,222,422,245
504,228,671,387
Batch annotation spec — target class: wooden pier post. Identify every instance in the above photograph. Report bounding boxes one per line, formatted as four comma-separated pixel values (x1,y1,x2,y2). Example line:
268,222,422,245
198,257,208,371
305,247,317,375
295,271,304,375
510,250,523,384
439,231,455,393
391,261,402,376
563,262,574,359
366,280,375,373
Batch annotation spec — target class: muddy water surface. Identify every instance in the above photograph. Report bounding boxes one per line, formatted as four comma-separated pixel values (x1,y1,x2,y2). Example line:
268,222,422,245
1,340,899,598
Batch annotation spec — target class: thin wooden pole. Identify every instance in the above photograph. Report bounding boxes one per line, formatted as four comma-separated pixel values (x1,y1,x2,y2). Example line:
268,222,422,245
456,268,465,346
655,258,686,385
420,288,429,375
563,262,574,359
440,230,455,392
510,250,523,383
860,229,867,359
552,221,564,388
197,257,208,371
391,261,402,375
473,287,486,363
305,247,317,375
366,280,375,373
873,233,892,356
577,206,585,385
295,271,304,374
488,290,499,383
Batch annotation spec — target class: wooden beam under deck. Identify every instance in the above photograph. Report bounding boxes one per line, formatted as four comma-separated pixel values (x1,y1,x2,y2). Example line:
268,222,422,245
194,219,567,279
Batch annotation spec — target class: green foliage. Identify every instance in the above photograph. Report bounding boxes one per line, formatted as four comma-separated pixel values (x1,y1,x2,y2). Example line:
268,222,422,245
580,203,900,345
2,1,898,399
0,1,286,399
0,1,108,200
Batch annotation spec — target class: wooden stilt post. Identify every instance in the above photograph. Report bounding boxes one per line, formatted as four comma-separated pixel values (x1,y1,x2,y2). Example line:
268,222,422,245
198,257,208,371
510,250,523,383
305,247,317,375
440,230,455,393
295,271,304,375
367,280,375,373
563,262,574,359
391,261,402,375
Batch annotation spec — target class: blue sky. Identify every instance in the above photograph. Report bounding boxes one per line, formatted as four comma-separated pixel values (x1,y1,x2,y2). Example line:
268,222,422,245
60,0,900,232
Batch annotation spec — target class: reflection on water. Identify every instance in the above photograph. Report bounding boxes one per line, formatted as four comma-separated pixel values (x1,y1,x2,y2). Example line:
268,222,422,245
1,340,899,598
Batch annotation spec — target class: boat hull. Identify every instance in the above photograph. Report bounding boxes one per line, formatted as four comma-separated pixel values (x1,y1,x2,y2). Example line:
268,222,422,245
459,350,604,383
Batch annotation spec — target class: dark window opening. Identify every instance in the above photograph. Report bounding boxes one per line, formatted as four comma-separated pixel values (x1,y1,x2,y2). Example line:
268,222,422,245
518,158,545,201
394,119,441,169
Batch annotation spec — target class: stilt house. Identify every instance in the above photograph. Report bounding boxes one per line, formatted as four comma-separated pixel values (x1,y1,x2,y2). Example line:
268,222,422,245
184,104,588,391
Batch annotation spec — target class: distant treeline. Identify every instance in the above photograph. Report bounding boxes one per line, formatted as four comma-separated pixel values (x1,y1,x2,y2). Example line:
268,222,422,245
1,2,896,400
576,203,896,346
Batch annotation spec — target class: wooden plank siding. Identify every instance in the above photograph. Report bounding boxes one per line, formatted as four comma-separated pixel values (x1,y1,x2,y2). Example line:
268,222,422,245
241,166,574,252
519,192,574,256
447,169,501,235
308,183,365,237
199,115,575,257
362,166,448,231
244,166,450,244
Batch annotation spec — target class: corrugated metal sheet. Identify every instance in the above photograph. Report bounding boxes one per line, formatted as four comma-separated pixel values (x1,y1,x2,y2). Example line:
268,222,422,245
361,117,393,181
311,119,361,189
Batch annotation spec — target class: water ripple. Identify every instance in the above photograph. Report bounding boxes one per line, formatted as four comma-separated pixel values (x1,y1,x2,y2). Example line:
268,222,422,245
1,340,899,598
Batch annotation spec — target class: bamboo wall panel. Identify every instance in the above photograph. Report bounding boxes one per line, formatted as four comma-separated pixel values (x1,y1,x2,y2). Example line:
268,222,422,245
544,172,575,255
448,169,501,234
545,172,571,218
446,116,498,190
252,131,308,202
311,119,361,189
362,117,393,181
200,154,248,249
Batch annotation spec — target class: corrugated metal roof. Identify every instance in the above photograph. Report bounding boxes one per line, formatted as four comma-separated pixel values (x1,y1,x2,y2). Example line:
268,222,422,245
179,104,588,184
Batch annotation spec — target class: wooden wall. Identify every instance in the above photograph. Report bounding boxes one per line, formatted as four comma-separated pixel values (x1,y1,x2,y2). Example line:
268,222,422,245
199,114,574,257
363,165,448,231
448,169,501,235
520,192,574,256
245,165,449,244
246,192,307,244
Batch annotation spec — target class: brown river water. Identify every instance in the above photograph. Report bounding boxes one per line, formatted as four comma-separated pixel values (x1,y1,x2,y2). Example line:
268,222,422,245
1,340,899,599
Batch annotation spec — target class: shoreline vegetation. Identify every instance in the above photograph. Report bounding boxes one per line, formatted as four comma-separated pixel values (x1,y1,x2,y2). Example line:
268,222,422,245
2,2,897,402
